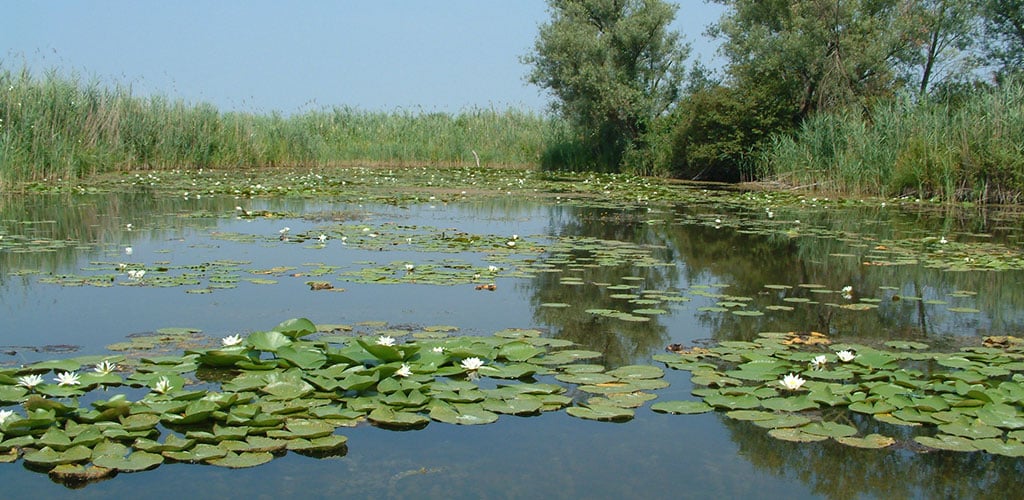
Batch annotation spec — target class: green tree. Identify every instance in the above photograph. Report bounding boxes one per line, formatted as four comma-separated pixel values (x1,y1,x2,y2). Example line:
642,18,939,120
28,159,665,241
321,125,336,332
710,0,906,121
896,0,980,95
524,0,690,171
979,0,1024,79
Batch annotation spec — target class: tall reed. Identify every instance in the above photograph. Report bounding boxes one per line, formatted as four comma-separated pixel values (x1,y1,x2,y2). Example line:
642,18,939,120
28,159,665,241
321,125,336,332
0,66,569,190
761,83,1024,203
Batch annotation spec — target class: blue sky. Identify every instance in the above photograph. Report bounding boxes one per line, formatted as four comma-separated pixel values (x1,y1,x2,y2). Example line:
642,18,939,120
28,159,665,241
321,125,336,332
2,1,725,114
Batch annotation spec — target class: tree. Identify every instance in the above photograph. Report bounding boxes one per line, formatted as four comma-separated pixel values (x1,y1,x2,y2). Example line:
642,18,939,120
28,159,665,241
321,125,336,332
710,0,907,121
896,0,980,95
524,0,690,171
979,0,1024,79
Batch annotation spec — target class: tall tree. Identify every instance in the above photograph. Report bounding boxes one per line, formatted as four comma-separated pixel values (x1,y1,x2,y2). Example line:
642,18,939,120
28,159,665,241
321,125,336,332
710,0,906,121
524,0,689,170
979,0,1024,79
896,0,980,95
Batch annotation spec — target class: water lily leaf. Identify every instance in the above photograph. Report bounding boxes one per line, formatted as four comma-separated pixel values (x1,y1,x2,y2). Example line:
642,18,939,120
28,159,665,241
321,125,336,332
248,331,293,352
163,443,227,462
206,451,274,469
977,404,1024,429
367,407,429,429
974,438,1024,457
914,434,978,452
835,434,896,449
92,450,164,472
555,372,617,385
120,413,160,432
133,434,195,453
273,317,318,338
650,401,712,414
481,363,539,379
429,403,499,425
286,434,349,453
704,393,761,410
566,404,634,422
276,346,327,370
47,464,115,484
801,421,858,438
0,385,28,403
761,395,819,412
481,396,544,415
261,376,315,400
196,349,253,368
24,445,93,468
767,428,828,442
606,365,664,380
497,341,546,362
750,414,813,429
939,419,1003,439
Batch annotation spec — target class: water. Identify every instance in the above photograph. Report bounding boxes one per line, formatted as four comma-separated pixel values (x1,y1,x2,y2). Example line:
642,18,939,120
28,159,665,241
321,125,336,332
1,190,1022,499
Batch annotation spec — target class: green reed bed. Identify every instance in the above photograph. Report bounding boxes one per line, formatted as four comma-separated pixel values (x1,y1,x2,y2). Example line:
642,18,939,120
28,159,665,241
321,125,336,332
762,83,1024,203
0,66,569,190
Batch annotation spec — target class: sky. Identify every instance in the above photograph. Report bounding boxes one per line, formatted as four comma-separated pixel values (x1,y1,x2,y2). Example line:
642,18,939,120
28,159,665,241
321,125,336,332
2,1,726,114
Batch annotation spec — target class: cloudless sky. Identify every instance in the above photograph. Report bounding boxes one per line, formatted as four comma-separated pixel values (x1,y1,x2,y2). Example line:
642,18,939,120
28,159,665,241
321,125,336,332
2,1,725,114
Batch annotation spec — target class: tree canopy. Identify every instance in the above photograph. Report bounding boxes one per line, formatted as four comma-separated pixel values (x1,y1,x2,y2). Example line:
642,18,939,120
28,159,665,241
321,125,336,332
524,0,690,171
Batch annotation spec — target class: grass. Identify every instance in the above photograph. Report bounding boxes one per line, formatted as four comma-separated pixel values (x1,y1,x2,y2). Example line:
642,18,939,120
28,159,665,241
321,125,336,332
760,82,1024,203
0,65,571,190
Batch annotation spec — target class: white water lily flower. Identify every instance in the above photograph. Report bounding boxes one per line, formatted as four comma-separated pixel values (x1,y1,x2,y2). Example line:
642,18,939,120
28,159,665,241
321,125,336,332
431,346,444,353
810,355,828,369
0,409,15,425
460,357,484,371
506,240,516,248
124,246,133,255
511,234,519,240
318,233,327,243
841,285,853,294
17,374,44,389
153,377,173,394
279,227,290,234
488,265,499,273
395,364,412,377
221,334,244,347
405,263,415,272
779,373,806,391
93,360,117,375
940,236,948,244
55,371,80,386
836,350,857,362
127,269,146,280
376,335,396,347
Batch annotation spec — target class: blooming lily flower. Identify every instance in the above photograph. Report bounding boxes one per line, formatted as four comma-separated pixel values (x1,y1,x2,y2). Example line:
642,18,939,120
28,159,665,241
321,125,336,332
488,265,499,273
810,355,827,369
124,247,133,255
431,346,445,354
836,350,856,362
0,409,15,425
779,373,806,391
153,377,173,394
17,374,44,389
377,336,396,347
405,263,415,272
221,334,244,347
55,371,81,386
93,360,117,375
460,357,484,371
318,233,327,243
506,240,516,248
395,364,412,377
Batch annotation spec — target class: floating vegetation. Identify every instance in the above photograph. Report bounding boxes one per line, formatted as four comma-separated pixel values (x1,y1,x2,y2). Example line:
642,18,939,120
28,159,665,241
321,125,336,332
655,331,1024,457
0,317,666,486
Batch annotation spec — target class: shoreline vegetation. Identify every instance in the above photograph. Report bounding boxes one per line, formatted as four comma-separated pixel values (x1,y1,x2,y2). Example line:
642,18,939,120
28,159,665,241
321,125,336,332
2,65,1024,204
0,66,570,190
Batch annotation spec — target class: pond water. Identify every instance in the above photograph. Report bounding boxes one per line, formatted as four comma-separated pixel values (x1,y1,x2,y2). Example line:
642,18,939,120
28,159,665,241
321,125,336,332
1,175,1023,499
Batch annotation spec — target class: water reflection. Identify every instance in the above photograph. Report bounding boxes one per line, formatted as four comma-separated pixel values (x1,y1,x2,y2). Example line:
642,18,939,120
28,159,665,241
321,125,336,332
1,190,1023,497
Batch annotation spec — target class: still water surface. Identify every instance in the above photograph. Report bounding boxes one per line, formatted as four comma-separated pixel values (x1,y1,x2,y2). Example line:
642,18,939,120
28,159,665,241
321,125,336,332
1,191,1022,498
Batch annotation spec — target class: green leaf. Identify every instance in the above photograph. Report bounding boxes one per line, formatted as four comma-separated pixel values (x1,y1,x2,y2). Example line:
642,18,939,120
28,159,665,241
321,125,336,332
273,317,318,338
650,401,713,414
248,331,293,352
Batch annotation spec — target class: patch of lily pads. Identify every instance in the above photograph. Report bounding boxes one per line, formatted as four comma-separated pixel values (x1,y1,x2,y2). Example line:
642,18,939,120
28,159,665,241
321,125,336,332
0,317,667,487
654,331,1024,456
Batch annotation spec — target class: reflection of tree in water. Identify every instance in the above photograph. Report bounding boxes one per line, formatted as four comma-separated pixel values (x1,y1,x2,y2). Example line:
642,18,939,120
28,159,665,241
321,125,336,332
526,205,677,366
719,413,1024,500
658,205,1024,343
